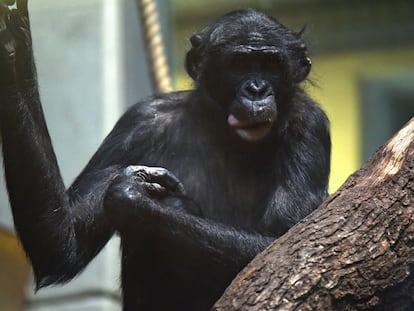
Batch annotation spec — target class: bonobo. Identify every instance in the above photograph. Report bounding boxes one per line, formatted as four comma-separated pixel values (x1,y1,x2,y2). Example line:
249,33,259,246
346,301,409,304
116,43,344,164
0,1,330,310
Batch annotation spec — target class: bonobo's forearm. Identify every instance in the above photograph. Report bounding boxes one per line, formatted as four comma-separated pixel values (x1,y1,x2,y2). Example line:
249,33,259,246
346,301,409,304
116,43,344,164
120,201,274,279
0,84,120,288
156,210,275,290
168,210,273,266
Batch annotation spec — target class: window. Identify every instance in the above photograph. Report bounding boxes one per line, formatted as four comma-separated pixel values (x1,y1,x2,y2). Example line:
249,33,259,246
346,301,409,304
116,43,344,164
361,73,414,162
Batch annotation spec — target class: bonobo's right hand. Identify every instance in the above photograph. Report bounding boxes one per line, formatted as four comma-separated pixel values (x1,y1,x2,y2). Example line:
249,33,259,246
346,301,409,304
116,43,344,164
104,165,188,230
0,0,31,87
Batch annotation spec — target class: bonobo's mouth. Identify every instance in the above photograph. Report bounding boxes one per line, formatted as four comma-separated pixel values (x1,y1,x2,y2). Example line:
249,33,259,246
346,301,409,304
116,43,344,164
227,114,273,142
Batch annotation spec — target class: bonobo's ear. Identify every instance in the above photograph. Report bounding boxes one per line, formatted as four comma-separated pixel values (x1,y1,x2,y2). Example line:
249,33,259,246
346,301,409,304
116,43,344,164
185,33,203,81
293,55,311,83
291,42,312,83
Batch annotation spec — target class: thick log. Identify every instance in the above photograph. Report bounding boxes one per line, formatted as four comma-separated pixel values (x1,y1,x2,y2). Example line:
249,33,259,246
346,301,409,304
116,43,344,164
214,118,414,310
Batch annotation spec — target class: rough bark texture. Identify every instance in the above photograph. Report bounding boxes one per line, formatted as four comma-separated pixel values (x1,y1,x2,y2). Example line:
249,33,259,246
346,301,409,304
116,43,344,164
214,118,414,311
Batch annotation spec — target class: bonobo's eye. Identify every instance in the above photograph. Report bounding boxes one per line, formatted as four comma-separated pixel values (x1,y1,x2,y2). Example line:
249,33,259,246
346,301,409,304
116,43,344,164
227,52,282,74
229,53,250,71
262,53,282,72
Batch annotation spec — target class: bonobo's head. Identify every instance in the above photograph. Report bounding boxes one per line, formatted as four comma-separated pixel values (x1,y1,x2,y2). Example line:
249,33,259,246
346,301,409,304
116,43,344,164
186,9,311,143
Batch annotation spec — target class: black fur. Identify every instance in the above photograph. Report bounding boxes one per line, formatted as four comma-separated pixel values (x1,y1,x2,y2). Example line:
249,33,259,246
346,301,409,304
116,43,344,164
0,4,330,310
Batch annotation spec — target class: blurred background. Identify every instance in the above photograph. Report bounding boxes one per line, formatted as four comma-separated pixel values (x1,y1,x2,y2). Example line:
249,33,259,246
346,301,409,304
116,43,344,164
1,0,413,309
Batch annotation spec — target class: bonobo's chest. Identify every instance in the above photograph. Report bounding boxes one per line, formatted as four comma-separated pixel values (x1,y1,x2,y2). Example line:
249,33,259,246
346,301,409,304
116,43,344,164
149,112,276,229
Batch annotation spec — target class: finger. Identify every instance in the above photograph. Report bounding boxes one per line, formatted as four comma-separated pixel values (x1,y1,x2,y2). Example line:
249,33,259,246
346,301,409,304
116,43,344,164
16,0,27,16
125,165,149,180
146,167,186,196
141,182,167,197
0,30,16,59
174,182,186,197
0,10,7,33
126,165,187,196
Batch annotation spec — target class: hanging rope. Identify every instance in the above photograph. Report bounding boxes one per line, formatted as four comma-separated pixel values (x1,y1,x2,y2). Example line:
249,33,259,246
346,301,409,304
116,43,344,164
137,0,173,94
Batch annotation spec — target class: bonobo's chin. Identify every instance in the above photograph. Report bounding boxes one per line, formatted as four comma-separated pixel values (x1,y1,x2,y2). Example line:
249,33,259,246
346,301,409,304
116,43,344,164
227,114,274,142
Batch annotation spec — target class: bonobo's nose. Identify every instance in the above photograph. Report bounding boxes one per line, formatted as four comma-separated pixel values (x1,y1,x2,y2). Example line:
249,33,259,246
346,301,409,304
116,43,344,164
241,79,273,100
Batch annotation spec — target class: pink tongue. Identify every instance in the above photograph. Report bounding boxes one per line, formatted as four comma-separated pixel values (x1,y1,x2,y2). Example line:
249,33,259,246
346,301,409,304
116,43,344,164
227,114,254,128
227,114,273,142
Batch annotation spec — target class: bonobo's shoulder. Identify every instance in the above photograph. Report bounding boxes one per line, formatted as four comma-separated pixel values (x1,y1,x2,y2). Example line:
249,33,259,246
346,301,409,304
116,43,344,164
285,90,330,144
98,91,193,161
292,91,329,125
126,91,192,118
110,91,192,133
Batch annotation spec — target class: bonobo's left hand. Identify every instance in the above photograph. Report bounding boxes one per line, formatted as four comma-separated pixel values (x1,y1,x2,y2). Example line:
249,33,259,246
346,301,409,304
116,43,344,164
0,0,32,87
104,165,192,233
122,165,186,198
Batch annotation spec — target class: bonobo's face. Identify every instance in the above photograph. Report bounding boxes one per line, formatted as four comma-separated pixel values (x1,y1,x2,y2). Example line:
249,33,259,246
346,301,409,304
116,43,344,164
222,47,281,142
185,9,311,143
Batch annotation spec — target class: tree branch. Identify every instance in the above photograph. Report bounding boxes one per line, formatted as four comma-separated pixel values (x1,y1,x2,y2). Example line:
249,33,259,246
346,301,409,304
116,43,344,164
214,118,414,310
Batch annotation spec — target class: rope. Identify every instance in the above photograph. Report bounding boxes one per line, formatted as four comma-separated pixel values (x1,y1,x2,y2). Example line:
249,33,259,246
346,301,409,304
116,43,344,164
138,0,173,94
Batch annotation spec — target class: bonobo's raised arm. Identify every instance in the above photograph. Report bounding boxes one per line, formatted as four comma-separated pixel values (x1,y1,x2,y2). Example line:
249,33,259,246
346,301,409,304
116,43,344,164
0,0,121,287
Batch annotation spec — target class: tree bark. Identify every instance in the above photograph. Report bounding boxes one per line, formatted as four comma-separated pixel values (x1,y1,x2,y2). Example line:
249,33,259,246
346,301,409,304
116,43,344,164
214,118,414,311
